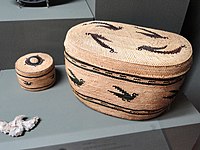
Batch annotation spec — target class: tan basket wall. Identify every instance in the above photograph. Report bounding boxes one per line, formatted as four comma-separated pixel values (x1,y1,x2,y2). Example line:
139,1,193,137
16,67,55,91
64,50,184,120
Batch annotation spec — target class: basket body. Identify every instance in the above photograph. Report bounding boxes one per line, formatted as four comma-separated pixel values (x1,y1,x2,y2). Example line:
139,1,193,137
15,53,55,91
64,21,192,120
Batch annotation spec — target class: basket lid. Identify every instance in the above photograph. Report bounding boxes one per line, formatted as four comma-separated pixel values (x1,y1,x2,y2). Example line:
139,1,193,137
15,53,54,77
64,21,192,78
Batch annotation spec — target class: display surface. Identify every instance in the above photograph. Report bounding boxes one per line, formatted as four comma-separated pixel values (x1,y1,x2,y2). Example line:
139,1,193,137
64,21,193,120
15,53,56,91
0,0,93,22
0,66,199,149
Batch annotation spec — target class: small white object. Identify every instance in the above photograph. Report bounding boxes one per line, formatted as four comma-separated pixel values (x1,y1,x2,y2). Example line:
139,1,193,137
0,115,40,137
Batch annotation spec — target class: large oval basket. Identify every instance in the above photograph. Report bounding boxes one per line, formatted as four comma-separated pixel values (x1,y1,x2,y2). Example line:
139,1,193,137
64,21,192,120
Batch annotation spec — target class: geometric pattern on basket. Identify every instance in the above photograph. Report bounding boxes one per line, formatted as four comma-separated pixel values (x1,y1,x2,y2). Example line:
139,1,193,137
72,88,168,116
16,67,55,79
64,51,184,86
25,55,44,67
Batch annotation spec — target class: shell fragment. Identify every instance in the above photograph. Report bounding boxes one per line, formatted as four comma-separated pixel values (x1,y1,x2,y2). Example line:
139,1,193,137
0,115,40,137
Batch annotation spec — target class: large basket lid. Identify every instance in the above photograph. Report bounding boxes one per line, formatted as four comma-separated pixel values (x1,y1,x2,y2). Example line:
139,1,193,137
64,21,192,78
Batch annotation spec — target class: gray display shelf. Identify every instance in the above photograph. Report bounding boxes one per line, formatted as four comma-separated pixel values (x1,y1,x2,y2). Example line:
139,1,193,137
0,65,199,150
0,0,93,21
0,0,94,70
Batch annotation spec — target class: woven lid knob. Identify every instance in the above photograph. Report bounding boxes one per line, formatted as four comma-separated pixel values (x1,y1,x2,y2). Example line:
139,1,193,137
30,57,39,63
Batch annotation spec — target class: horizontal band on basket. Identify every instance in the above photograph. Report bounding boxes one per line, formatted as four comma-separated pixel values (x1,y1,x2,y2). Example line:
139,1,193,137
72,88,168,116
16,67,55,79
64,51,183,86
19,80,55,90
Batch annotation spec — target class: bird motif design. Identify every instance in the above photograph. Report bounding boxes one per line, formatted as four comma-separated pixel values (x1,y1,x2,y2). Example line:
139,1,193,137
85,21,123,31
137,45,186,54
135,27,186,54
21,79,32,86
163,90,179,99
86,33,117,53
24,81,32,86
108,85,138,102
135,27,168,39
68,69,85,87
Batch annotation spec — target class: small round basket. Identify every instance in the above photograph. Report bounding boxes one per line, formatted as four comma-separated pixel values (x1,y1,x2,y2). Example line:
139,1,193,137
15,52,55,91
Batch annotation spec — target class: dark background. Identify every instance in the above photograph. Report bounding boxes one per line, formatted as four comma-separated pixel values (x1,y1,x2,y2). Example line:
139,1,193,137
181,0,200,112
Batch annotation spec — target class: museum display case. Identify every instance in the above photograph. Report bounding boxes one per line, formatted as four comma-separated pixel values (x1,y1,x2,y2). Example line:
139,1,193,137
0,0,199,149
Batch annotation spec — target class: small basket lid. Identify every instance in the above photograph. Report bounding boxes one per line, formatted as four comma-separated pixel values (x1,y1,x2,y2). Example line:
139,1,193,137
15,53,54,78
64,21,192,78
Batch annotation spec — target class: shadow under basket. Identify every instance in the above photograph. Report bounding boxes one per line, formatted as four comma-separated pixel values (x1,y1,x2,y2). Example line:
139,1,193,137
64,21,193,120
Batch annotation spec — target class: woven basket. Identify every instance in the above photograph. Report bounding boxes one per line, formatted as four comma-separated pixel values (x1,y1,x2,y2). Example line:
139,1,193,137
64,21,192,120
15,53,55,91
